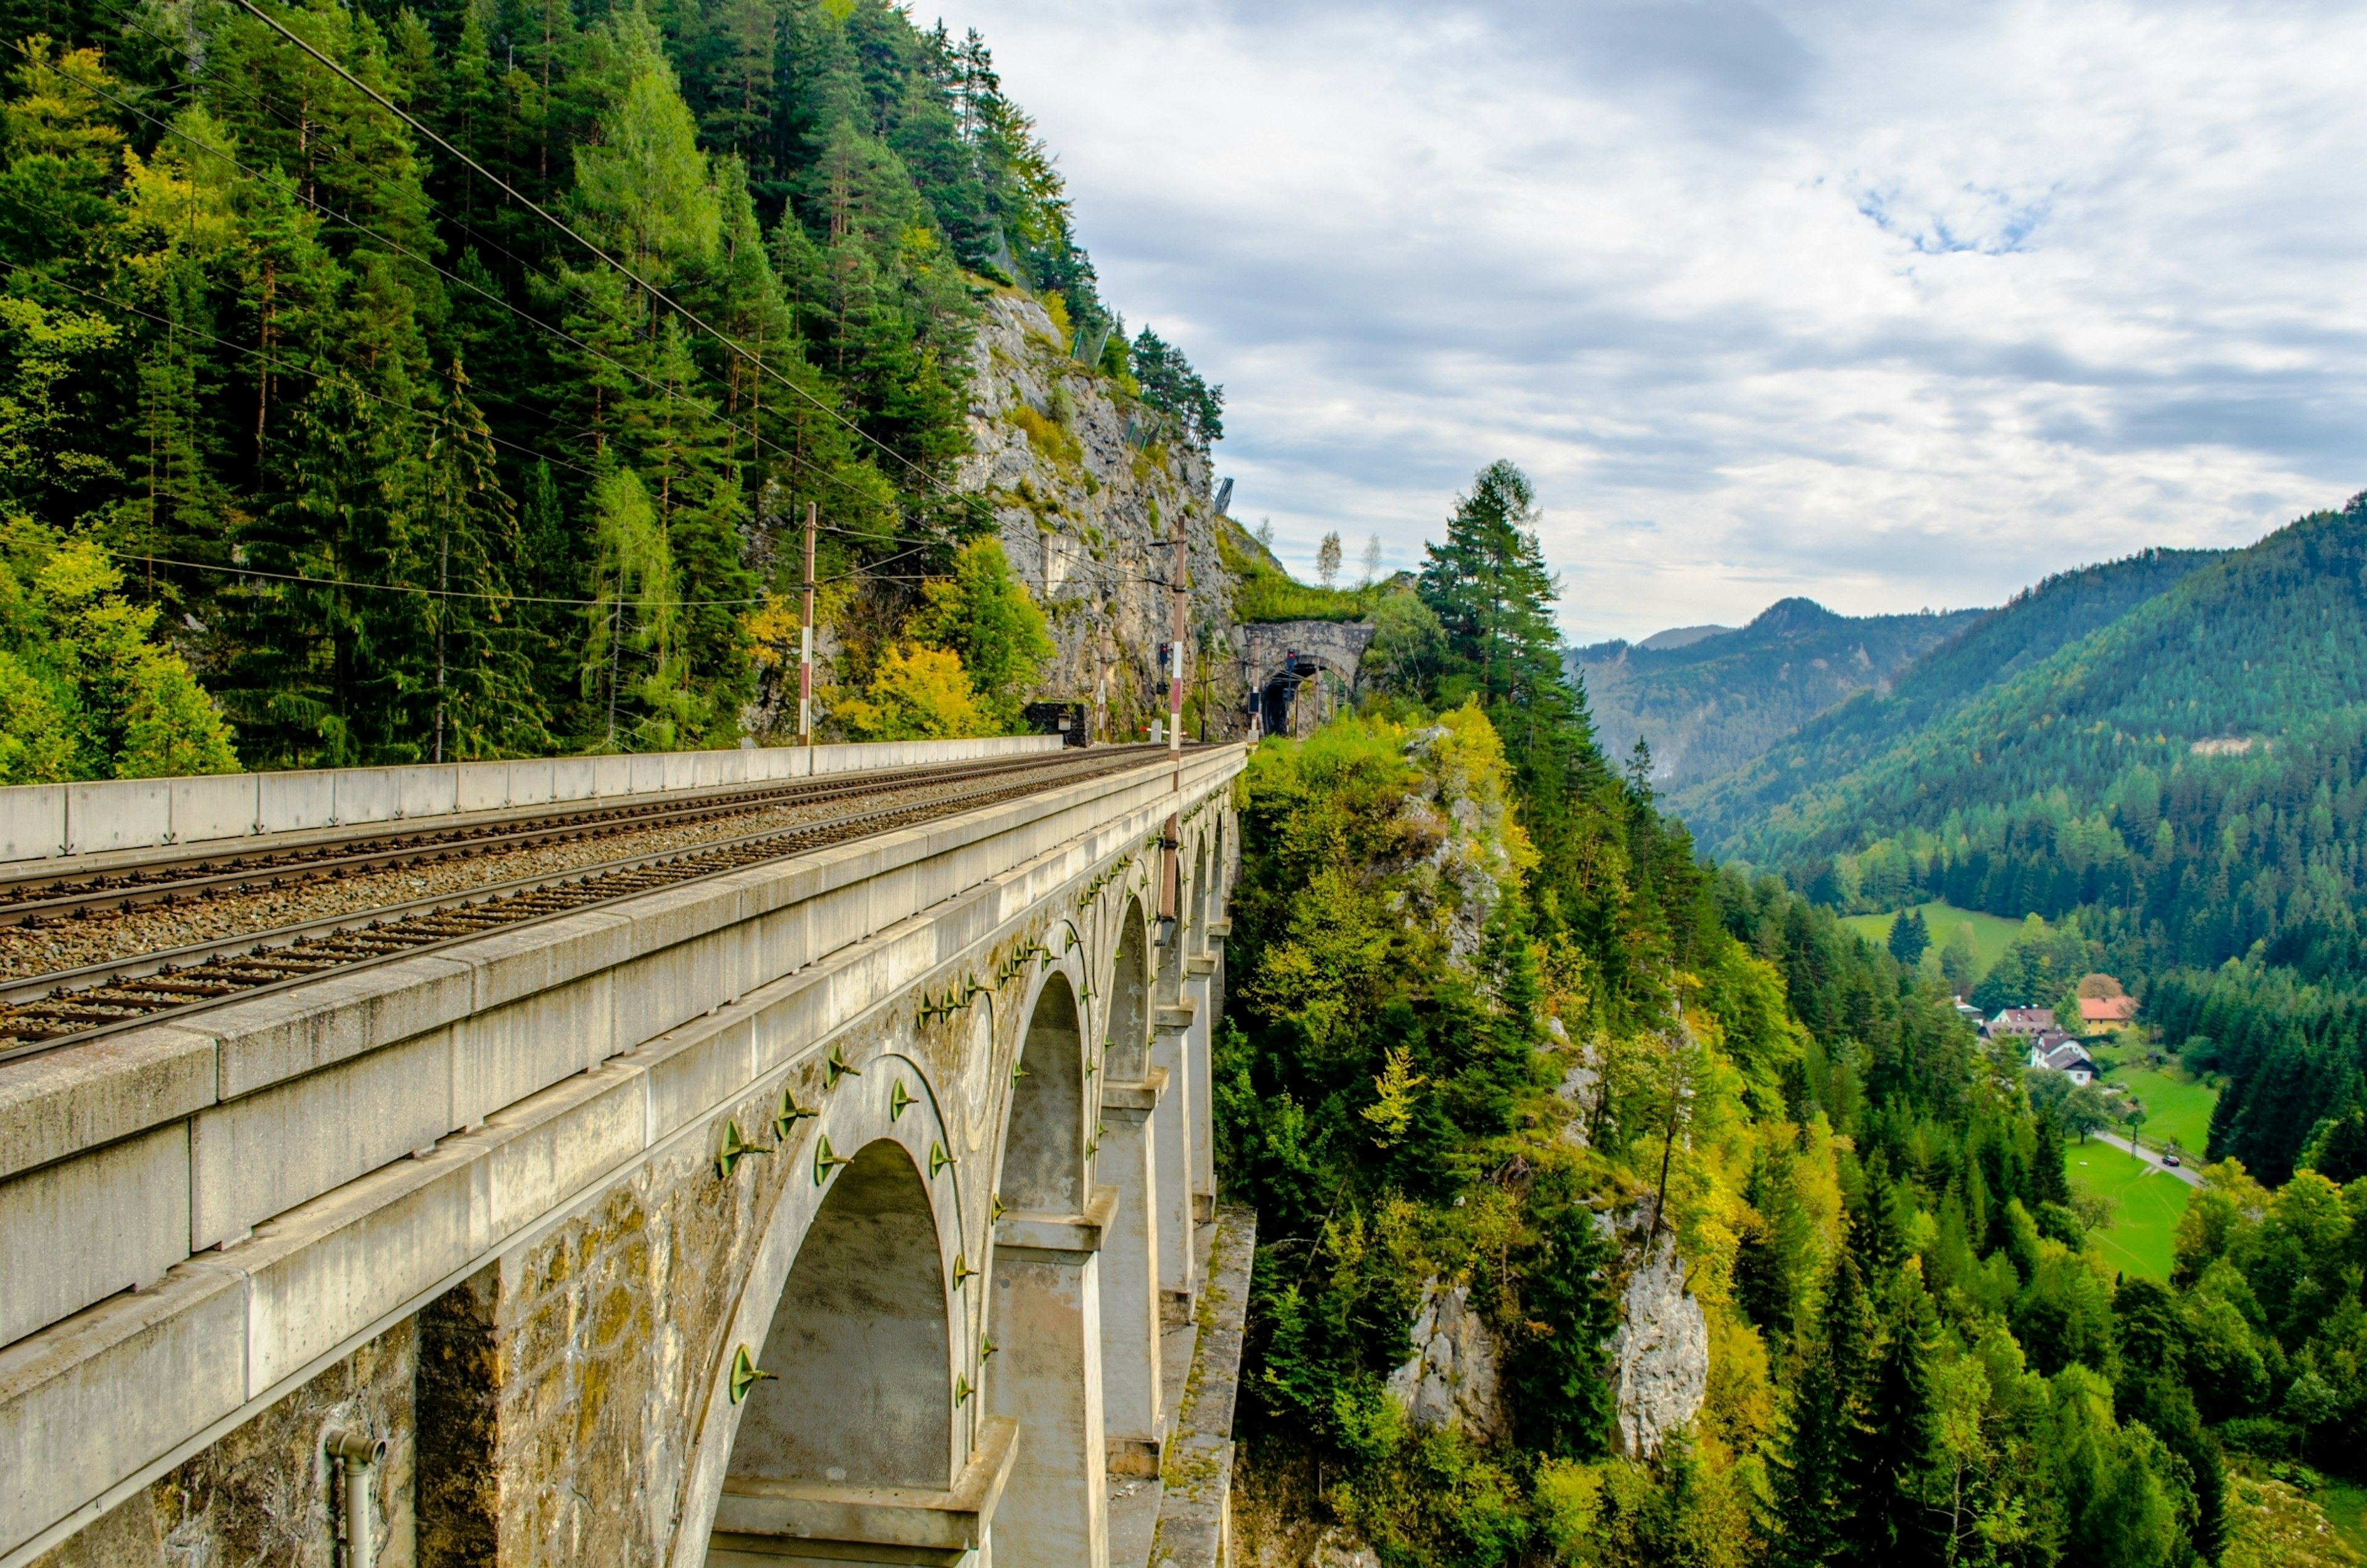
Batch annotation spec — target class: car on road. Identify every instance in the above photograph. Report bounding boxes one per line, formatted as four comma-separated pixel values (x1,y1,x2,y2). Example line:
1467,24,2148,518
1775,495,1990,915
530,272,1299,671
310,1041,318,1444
2164,1153,2181,1167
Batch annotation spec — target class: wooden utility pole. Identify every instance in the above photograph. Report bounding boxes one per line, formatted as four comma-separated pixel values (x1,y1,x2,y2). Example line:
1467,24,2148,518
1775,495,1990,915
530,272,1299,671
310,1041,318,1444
800,501,817,748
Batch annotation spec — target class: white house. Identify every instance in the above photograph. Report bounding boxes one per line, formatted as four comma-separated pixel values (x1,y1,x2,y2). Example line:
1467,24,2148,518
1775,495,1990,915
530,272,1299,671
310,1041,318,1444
2027,1034,2096,1085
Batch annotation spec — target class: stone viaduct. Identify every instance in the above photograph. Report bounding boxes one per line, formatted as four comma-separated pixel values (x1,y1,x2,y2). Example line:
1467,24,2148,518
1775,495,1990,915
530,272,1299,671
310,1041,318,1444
0,738,1250,1568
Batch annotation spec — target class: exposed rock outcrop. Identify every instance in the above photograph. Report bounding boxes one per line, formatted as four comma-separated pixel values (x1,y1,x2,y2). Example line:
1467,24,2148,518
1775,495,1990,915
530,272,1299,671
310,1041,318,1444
957,293,1254,740
1386,1280,1507,1442
1610,1233,1709,1458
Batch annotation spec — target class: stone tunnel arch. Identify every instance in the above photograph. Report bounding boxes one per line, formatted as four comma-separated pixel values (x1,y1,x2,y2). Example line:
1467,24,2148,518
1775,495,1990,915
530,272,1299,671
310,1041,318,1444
722,1140,952,1497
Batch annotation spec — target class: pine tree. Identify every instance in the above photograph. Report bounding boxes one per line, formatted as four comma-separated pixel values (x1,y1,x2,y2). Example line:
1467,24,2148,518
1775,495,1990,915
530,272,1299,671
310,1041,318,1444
1767,1240,1877,1566
1888,907,1931,966
409,359,545,758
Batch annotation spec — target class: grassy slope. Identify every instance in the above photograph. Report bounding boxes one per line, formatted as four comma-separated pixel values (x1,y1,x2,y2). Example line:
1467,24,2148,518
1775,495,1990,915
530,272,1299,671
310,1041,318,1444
2101,1062,2218,1156
2067,1140,2191,1280
2319,1480,2367,1562
1839,900,2026,983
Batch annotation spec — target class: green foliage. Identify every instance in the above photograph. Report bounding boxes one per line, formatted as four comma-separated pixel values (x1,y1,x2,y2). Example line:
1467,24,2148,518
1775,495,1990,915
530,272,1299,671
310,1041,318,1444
0,0,1203,767
0,521,234,780
831,642,984,740
1222,460,2241,1568
1218,518,1383,624
906,536,1051,730
1887,906,1929,967
1126,324,1222,448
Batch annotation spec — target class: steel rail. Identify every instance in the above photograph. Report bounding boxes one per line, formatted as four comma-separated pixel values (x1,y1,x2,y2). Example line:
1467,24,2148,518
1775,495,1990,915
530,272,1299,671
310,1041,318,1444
0,750,1097,926
0,747,1161,1064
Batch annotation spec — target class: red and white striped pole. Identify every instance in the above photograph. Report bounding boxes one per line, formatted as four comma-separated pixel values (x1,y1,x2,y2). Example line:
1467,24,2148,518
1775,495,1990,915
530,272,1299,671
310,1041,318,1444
799,501,816,748
1169,513,1186,766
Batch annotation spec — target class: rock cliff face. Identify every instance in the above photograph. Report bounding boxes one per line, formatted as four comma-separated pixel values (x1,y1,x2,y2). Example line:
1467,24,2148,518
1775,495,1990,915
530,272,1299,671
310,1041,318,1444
1609,1233,1710,1458
1385,1280,1508,1442
959,293,1254,741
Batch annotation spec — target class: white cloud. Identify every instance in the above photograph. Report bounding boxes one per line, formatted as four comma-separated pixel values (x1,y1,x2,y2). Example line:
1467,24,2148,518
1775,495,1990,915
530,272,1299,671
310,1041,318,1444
945,0,2367,641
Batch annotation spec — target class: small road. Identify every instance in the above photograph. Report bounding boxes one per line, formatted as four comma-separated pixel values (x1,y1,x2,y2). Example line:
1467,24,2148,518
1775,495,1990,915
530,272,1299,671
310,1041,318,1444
2081,1132,2204,1188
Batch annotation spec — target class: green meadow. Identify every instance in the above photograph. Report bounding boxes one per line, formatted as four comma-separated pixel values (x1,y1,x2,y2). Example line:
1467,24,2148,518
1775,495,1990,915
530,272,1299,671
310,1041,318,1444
2067,1140,2191,1281
2101,1061,2219,1158
1841,899,2030,984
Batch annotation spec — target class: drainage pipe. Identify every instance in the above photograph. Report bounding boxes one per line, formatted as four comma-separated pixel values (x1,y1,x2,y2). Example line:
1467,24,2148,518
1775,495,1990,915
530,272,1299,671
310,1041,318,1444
325,1428,386,1568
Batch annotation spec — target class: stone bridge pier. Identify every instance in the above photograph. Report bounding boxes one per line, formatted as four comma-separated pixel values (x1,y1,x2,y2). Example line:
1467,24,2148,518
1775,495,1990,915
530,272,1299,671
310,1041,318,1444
0,745,1249,1568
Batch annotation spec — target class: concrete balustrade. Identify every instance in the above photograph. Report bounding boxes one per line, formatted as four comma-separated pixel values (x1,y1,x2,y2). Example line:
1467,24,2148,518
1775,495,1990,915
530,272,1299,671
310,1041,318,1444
0,741,1248,1568
0,734,1061,867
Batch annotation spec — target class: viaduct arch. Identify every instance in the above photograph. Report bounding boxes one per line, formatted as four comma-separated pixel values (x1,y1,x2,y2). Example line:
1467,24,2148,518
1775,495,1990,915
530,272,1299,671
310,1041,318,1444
0,745,1245,1568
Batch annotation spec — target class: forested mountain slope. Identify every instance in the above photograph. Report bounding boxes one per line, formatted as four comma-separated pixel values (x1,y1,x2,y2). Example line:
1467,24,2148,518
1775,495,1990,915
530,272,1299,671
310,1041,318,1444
1677,545,2220,849
1569,597,1984,789
1698,499,2367,977
1220,460,2296,1568
0,0,1225,771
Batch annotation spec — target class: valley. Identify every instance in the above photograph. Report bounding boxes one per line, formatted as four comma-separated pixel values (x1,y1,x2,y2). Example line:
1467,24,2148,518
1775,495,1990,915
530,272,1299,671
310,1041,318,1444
0,0,2360,1562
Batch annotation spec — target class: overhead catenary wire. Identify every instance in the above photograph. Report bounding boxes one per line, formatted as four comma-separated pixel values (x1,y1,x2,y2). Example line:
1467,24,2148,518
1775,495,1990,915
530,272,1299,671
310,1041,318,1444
13,25,1176,604
223,0,967,504
35,38,953,548
13,257,599,481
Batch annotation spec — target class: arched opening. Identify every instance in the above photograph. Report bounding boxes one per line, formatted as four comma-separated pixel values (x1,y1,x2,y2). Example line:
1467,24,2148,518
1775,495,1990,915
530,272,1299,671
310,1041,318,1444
1001,973,1084,1213
1191,838,1209,953
725,1140,951,1492
983,970,1108,1564
1107,902,1151,1081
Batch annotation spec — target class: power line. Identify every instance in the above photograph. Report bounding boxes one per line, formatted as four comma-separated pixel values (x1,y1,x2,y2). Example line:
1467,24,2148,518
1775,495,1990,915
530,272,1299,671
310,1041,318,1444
41,40,934,541
224,0,965,504
15,256,597,481
60,19,973,560
85,547,780,608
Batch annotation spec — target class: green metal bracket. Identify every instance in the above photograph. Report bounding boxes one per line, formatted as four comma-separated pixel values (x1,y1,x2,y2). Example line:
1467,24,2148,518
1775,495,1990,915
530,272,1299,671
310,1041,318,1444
813,1135,853,1186
1011,1061,1029,1083
890,1080,916,1121
730,1345,775,1403
826,1044,861,1089
980,1336,999,1362
955,1374,973,1407
991,1193,1007,1222
714,1119,769,1178
772,1090,817,1142
952,1252,978,1288
930,1140,955,1178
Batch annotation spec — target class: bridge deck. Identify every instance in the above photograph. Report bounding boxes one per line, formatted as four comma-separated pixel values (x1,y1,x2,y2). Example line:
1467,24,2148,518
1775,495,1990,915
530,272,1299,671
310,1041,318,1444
1,737,1249,1568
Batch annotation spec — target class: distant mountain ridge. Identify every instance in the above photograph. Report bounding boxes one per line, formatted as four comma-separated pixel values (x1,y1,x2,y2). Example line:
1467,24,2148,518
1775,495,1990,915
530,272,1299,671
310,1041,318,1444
1676,545,2226,854
1674,494,2367,982
1569,597,1985,788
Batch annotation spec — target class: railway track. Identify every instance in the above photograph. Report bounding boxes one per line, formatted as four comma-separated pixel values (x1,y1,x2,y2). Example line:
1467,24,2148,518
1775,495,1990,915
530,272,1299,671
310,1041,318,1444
0,750,1095,926
0,746,1159,1063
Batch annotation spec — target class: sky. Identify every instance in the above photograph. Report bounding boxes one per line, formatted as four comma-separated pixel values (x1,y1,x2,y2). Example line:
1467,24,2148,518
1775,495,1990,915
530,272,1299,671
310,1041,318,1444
943,0,2367,645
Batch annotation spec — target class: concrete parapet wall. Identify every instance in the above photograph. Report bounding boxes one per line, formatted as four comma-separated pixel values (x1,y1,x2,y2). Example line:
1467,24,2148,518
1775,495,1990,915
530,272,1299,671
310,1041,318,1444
0,735,1064,867
0,745,1245,1566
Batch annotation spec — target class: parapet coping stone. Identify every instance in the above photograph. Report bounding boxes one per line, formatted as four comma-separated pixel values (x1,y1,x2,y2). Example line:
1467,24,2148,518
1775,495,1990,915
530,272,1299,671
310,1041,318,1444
0,769,1245,1564
1150,1204,1256,1568
0,747,1241,1185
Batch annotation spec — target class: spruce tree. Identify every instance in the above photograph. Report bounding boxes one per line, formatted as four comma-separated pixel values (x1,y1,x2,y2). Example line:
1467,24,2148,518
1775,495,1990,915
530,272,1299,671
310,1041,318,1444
1767,1241,1878,1567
